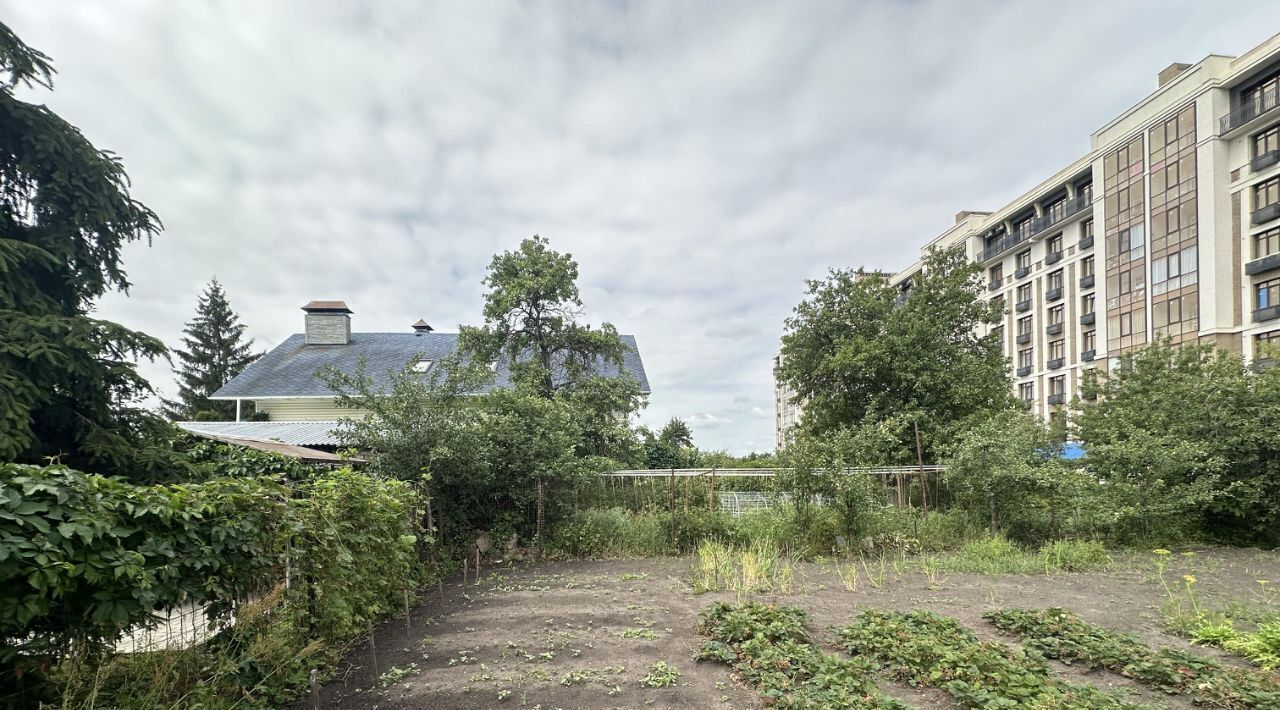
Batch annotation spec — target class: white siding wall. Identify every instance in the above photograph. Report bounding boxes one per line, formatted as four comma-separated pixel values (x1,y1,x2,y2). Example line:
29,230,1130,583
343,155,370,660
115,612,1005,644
254,398,368,421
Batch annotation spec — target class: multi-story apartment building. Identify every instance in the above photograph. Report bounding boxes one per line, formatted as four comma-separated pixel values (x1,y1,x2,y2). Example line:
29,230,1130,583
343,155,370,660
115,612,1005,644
774,33,1280,443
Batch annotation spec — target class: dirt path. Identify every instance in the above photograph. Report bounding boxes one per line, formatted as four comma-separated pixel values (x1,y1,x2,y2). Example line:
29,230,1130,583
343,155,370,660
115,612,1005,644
294,548,1280,709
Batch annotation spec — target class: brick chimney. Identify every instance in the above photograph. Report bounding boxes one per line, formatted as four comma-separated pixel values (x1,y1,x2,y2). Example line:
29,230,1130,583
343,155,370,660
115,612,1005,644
301,301,352,345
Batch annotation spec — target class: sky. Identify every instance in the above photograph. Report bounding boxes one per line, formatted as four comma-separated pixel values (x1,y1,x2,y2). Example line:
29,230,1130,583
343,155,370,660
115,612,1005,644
7,1,1280,454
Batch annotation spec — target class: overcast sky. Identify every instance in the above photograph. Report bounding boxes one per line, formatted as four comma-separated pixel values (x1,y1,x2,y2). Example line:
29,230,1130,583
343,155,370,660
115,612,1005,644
7,2,1280,454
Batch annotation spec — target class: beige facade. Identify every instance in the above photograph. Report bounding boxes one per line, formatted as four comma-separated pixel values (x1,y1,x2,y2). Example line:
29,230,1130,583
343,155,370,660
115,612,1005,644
251,397,367,421
774,33,1280,439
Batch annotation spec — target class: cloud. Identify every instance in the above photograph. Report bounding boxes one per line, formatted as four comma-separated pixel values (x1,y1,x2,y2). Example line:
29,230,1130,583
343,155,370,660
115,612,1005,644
7,1,1280,454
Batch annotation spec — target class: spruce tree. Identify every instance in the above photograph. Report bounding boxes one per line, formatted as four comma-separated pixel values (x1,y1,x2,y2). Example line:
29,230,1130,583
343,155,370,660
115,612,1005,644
163,279,260,421
0,22,190,480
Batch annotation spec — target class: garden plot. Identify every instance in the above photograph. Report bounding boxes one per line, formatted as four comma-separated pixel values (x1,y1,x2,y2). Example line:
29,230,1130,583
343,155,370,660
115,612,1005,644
298,548,1280,709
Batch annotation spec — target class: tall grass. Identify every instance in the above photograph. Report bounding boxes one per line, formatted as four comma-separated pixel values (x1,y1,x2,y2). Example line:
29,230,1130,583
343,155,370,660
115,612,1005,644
691,540,794,595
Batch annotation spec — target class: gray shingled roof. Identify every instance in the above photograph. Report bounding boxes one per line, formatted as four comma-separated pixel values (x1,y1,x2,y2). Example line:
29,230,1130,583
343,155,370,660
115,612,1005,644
210,332,650,399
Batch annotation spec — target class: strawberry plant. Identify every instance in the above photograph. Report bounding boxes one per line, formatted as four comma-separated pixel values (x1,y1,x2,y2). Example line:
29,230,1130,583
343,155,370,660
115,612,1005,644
985,608,1280,709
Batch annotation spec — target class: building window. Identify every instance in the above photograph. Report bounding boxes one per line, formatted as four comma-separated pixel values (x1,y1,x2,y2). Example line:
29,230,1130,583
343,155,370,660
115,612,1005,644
1243,72,1280,118
1017,283,1032,303
1082,293,1095,314
1153,294,1199,338
1048,269,1064,291
1017,316,1032,336
1048,339,1064,361
1049,375,1065,396
1081,256,1095,277
1017,250,1031,271
1013,216,1034,240
1258,277,1280,309
1047,234,1063,255
1045,197,1067,222
1018,348,1033,369
1083,329,1096,351
1018,382,1034,402
1078,182,1093,203
992,325,1004,352
1082,219,1094,240
1256,125,1280,158
1049,305,1064,326
1257,176,1280,211
1152,245,1199,295
1256,227,1280,260
989,263,1003,282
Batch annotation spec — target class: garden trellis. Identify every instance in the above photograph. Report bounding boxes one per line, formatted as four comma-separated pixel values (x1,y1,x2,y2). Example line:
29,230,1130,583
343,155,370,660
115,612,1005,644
597,466,949,517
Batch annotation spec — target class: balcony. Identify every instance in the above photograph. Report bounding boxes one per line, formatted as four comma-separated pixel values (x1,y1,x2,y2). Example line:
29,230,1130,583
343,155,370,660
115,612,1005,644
1253,203,1280,225
1044,251,1064,265
1045,287,1063,302
1081,349,1096,362
1253,150,1280,173
1080,274,1095,289
988,279,1003,292
1046,322,1063,336
981,232,1029,262
1047,393,1066,405
1016,332,1032,345
1016,299,1032,313
1047,357,1064,370
1246,253,1280,276
1080,312,1096,326
1030,192,1093,237
1221,87,1280,134
1254,305,1280,323
1016,365,1033,377
1015,266,1031,279
1079,234,1094,250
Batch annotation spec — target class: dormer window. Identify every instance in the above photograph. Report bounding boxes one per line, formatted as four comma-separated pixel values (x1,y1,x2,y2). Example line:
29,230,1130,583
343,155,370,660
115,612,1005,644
412,359,433,373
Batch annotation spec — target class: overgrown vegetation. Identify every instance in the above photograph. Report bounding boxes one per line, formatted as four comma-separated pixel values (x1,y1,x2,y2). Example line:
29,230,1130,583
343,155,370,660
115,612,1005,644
986,607,1280,708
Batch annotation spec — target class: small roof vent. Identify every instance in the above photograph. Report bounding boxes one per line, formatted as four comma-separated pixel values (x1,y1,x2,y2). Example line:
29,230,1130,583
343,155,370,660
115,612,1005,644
412,319,434,335
1158,62,1192,88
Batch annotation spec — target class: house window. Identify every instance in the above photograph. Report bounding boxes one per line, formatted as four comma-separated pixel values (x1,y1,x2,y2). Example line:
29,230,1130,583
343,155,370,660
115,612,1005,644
992,325,1004,352
1049,305,1064,325
1257,176,1280,211
1152,246,1199,296
1018,316,1032,335
1081,256,1095,277
1049,375,1065,396
411,359,433,373
1017,250,1031,271
1256,125,1280,158
1018,382,1034,402
1048,339,1064,360
1077,183,1093,203
1048,269,1064,291
1013,216,1034,240
1153,294,1199,337
1047,234,1063,255
1258,277,1280,309
1018,348,1033,369
1082,218,1094,240
1256,227,1280,260
1017,283,1032,303
989,263,1003,282
1083,330,1096,351
1243,72,1280,117
1082,293,1095,314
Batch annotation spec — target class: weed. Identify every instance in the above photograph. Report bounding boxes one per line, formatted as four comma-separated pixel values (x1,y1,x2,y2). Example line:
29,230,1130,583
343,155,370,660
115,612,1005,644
619,572,650,581
379,663,419,687
617,627,660,640
640,661,680,688
834,558,860,591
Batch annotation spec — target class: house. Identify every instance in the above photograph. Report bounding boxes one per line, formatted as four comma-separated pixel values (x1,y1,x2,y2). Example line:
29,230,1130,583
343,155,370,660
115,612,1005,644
178,301,650,447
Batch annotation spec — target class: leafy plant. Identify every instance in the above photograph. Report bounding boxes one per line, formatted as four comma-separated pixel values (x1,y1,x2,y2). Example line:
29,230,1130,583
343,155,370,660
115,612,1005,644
640,661,680,688
986,607,1280,708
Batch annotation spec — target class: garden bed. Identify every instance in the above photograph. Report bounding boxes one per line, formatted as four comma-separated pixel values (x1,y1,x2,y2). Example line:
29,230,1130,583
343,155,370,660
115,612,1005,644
299,548,1280,709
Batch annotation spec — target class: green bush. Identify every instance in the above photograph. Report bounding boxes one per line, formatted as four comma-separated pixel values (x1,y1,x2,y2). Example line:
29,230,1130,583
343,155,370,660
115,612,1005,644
3,464,426,708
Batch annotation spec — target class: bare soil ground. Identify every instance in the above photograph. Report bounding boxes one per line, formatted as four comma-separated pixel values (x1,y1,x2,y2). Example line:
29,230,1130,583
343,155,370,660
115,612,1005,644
295,547,1280,709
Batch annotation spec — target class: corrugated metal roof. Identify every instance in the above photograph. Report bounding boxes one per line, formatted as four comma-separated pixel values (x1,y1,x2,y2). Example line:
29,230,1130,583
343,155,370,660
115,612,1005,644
210,332,650,399
176,421,343,447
